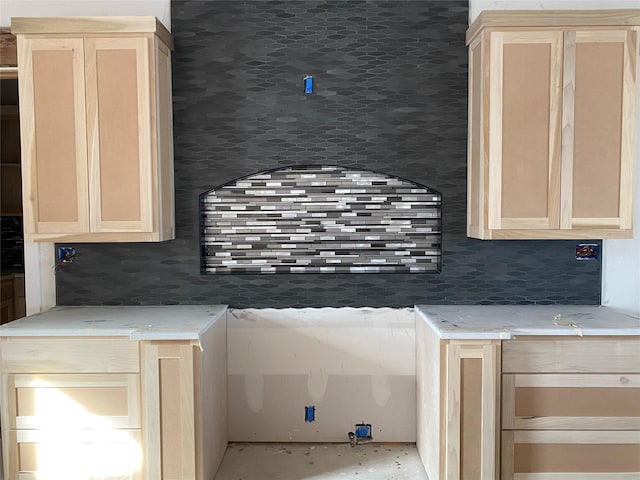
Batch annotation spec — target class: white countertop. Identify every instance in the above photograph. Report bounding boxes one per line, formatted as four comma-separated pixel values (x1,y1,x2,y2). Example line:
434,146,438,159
416,305,640,339
0,305,228,341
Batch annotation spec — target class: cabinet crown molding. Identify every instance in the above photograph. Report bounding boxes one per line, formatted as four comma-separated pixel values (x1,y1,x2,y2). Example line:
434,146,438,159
11,16,172,49
467,9,640,44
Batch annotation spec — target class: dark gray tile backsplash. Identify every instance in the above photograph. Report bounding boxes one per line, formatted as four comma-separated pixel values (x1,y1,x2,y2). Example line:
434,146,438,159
56,0,601,307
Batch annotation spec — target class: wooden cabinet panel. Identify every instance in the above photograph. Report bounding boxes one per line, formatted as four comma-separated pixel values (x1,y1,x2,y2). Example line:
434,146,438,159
0,337,139,373
502,431,640,479
6,374,141,430
503,374,640,430
490,32,562,231
141,341,197,479
13,17,174,242
416,332,500,480
446,341,500,480
502,338,640,373
18,38,89,235
467,12,639,239
5,429,143,480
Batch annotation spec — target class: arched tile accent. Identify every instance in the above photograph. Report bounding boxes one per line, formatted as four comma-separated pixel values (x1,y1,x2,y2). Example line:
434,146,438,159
201,165,441,273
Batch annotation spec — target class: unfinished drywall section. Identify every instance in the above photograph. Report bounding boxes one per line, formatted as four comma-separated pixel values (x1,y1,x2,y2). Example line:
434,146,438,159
227,307,416,442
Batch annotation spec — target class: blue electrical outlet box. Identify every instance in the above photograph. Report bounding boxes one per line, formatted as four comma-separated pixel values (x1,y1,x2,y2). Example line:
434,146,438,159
304,75,313,94
355,423,372,440
305,406,315,422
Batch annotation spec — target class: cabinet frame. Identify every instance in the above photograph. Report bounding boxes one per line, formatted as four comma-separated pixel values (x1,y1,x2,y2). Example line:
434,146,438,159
12,16,174,243
467,11,640,240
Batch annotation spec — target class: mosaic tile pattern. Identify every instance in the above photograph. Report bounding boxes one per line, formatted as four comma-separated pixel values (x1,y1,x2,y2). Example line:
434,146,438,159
55,1,602,307
202,165,442,273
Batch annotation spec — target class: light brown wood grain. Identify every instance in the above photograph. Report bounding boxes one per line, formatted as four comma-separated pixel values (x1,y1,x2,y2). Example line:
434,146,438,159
467,9,640,44
466,11,638,240
502,338,640,374
11,16,172,49
15,18,174,243
416,313,444,480
0,337,139,373
85,37,153,234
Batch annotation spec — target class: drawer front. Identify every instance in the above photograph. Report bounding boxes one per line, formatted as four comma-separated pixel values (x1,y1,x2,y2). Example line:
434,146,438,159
0,337,139,373
3,373,141,430
502,338,640,373
4,428,143,480
502,430,640,480
503,374,640,430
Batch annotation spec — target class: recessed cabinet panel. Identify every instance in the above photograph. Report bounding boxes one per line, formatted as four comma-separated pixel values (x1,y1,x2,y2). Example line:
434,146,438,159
501,42,554,223
573,41,623,220
20,39,89,234
7,429,143,480
514,442,640,474
86,38,152,233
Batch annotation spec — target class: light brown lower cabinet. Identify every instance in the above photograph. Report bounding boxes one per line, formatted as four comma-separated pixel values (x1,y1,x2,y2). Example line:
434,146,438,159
418,329,640,480
501,338,640,479
417,320,501,480
0,321,227,479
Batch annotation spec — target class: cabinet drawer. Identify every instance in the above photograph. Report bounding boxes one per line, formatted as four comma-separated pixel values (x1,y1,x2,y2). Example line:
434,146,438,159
503,374,640,430
0,337,139,373
4,428,142,480
3,373,140,430
502,338,640,373
502,430,640,480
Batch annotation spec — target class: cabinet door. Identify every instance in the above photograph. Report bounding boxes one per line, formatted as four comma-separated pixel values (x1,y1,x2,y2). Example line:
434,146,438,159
445,340,500,480
18,38,89,236
562,30,638,231
84,37,154,234
488,31,563,231
141,341,197,479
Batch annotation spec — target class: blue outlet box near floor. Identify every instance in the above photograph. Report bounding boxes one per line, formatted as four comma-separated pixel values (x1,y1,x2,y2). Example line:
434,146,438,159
355,423,372,440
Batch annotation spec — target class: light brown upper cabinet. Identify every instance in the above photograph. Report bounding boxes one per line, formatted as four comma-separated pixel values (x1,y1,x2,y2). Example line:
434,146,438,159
467,10,640,239
12,17,175,242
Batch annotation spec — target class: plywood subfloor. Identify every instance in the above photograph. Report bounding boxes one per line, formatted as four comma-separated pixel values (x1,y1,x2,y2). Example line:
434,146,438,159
214,443,427,480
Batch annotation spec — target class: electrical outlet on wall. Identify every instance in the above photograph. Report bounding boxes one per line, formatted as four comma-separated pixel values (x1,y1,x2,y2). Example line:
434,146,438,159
58,247,76,264
576,244,598,261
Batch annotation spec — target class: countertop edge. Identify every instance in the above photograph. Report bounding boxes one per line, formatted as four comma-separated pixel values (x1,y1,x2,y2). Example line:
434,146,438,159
0,305,228,340
415,305,640,339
